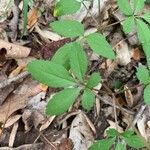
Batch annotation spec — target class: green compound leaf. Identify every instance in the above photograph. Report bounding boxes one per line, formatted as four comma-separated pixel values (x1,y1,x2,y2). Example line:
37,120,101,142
133,0,145,14
70,42,88,81
27,60,76,88
46,88,80,116
87,72,101,89
54,0,81,16
115,143,126,150
122,16,135,33
87,33,115,59
81,89,95,111
142,11,150,24
51,42,73,68
117,0,133,15
50,20,84,38
136,65,150,85
89,138,115,150
123,135,145,149
107,129,118,138
136,19,150,69
144,84,150,105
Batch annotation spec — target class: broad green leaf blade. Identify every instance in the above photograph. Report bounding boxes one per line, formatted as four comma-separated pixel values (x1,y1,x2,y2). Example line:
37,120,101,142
87,33,115,59
89,138,115,150
51,42,73,68
54,0,81,16
117,0,133,15
136,19,150,69
27,60,76,88
23,0,29,35
122,16,135,33
121,130,134,138
123,135,145,148
107,129,118,138
144,84,150,105
136,65,150,85
81,89,95,111
46,88,80,115
87,72,101,89
50,20,84,38
133,0,145,14
115,143,126,150
142,11,150,24
70,42,88,81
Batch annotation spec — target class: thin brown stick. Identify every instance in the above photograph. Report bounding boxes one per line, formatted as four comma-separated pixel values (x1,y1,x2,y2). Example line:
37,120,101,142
0,71,29,89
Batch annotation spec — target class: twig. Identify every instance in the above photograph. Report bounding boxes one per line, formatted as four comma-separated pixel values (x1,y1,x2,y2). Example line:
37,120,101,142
112,94,118,131
115,84,143,95
95,94,134,115
98,0,101,25
81,1,99,27
0,71,29,89
131,104,147,127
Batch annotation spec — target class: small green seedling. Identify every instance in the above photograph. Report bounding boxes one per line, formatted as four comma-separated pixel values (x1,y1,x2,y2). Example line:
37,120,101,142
118,0,150,69
89,129,145,150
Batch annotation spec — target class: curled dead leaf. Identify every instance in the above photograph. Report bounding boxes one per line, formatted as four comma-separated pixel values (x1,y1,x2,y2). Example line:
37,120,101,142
0,40,31,59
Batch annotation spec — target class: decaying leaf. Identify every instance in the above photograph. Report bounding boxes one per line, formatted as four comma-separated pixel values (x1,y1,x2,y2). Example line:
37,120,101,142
0,0,14,22
132,47,141,61
115,40,132,66
124,85,134,107
0,40,31,59
69,112,95,150
35,25,63,41
28,8,38,29
0,79,43,123
4,115,21,128
9,122,18,147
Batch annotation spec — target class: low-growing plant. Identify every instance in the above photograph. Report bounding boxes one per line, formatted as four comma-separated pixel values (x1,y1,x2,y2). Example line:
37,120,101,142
28,0,116,115
27,0,150,149
89,128,145,150
117,0,150,106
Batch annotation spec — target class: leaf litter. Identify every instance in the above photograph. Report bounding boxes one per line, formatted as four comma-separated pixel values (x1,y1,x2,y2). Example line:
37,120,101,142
0,0,150,149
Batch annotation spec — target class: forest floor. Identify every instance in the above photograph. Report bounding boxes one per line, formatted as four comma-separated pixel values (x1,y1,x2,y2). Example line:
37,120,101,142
0,0,150,149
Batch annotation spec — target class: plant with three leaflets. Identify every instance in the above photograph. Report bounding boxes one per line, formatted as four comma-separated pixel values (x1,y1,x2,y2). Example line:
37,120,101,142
117,0,150,106
28,0,115,116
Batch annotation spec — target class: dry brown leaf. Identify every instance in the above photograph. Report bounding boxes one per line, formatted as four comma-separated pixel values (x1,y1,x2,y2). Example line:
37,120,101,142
115,41,131,66
0,79,43,123
22,109,33,131
4,115,21,128
124,85,134,107
28,8,38,29
35,25,63,41
9,122,18,147
0,40,31,59
69,112,94,150
9,65,26,78
132,47,141,61
39,116,55,131
137,114,147,140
